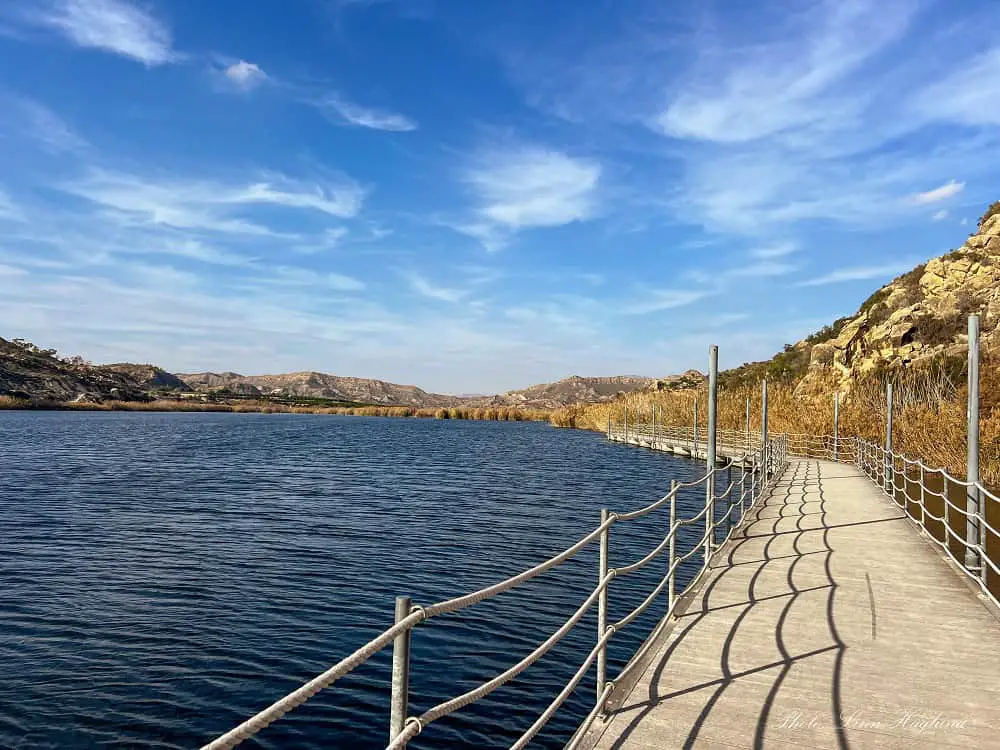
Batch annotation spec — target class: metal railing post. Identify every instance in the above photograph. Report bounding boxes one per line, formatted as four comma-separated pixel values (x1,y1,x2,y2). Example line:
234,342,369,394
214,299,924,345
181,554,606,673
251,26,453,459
745,397,751,453
596,508,610,715
885,383,893,494
653,403,658,446
693,397,699,458
624,406,629,443
727,463,734,535
833,393,839,462
943,472,952,558
607,412,611,440
966,314,982,571
389,596,412,744
919,461,926,532
705,345,718,560
739,459,747,521
668,481,677,614
761,379,769,478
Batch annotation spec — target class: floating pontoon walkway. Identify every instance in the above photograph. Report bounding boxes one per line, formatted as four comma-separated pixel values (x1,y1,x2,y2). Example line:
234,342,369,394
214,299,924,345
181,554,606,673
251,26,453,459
581,457,1000,750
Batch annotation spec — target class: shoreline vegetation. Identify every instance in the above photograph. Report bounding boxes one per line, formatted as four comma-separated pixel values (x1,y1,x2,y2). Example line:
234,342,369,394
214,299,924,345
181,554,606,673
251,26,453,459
4,357,995,484
0,395,551,421
549,360,1000,487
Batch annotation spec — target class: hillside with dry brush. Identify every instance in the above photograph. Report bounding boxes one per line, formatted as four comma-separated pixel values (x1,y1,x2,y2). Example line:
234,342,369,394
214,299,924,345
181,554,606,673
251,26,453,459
552,203,1000,486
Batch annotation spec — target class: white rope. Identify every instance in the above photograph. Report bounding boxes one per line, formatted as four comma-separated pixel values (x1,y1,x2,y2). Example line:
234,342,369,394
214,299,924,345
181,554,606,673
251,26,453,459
201,431,791,749
200,610,424,750
509,627,616,750
385,570,616,750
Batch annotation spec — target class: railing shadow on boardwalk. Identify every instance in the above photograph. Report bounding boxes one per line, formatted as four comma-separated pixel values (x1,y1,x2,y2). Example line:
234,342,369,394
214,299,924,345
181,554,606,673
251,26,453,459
598,459,907,750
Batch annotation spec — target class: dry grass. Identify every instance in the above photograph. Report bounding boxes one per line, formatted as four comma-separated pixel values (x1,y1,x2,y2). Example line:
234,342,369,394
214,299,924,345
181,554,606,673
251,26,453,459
0,396,551,423
553,357,1000,487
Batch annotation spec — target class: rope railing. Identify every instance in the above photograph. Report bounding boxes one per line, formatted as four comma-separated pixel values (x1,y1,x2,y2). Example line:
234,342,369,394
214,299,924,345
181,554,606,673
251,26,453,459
854,437,999,610
200,430,789,750
614,423,761,453
613,418,858,464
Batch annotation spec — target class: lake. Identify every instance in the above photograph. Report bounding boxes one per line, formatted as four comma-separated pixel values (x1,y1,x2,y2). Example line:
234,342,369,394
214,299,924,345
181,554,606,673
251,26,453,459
0,412,717,749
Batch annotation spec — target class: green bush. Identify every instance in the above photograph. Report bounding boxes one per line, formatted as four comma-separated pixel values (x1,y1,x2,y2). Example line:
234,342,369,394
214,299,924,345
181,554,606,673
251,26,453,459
979,200,1000,230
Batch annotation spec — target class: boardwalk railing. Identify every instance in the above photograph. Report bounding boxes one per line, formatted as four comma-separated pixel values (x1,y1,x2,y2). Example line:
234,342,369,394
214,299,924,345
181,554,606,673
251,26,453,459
199,421,996,749
617,420,998,609
201,434,789,750
855,437,1000,610
612,423,762,456
203,317,993,748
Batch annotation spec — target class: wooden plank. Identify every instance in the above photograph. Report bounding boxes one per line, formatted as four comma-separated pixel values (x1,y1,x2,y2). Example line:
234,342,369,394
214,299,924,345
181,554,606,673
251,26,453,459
582,457,1000,750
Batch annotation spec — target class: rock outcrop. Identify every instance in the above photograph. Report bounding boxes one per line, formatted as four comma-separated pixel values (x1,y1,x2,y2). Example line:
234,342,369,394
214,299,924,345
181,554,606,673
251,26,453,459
799,209,1000,393
176,371,458,407
0,338,148,402
651,369,706,391
177,372,660,409
101,364,188,391
466,375,655,410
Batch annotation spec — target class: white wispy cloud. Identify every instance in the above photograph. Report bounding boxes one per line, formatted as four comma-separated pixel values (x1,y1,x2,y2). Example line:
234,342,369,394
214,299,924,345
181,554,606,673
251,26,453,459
912,180,964,204
0,187,23,221
25,0,175,65
751,242,797,259
656,1,916,144
255,266,366,292
726,261,797,279
796,262,913,287
914,47,1000,127
61,168,366,235
405,272,467,302
437,219,507,253
1,95,88,153
503,1,1000,238
623,288,707,315
461,145,601,244
223,60,268,90
932,209,948,222
0,263,30,277
97,234,253,266
317,95,417,132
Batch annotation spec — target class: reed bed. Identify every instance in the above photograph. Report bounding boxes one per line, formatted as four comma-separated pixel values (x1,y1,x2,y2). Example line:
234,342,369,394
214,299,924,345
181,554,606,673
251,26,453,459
552,358,1000,487
0,395,551,423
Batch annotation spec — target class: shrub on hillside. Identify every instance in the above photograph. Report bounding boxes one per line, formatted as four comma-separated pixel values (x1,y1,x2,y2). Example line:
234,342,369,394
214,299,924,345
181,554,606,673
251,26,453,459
979,200,1000,230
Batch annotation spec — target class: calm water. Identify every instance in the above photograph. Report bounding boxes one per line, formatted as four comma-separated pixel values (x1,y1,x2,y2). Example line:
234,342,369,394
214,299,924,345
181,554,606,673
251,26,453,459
0,413,719,749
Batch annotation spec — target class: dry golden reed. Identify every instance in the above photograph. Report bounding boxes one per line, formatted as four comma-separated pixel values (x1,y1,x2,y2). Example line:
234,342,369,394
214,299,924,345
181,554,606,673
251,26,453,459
0,395,550,423
552,359,1000,487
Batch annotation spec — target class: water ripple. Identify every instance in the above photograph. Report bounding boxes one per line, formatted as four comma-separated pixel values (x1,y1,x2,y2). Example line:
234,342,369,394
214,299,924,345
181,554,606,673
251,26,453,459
0,412,713,749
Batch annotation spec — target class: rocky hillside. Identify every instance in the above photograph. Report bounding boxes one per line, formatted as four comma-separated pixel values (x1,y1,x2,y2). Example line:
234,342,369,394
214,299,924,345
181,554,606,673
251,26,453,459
177,371,458,407
101,364,188,391
0,338,148,402
651,369,706,391
466,375,655,410
722,202,1000,392
177,372,660,409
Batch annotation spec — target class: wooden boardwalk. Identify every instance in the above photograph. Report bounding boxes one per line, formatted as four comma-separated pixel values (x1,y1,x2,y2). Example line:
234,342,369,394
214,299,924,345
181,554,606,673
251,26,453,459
584,457,1000,750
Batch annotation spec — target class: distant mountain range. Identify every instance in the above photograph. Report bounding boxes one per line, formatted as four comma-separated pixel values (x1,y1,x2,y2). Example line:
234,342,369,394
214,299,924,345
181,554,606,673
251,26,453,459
176,370,460,407
173,372,667,410
1,338,695,409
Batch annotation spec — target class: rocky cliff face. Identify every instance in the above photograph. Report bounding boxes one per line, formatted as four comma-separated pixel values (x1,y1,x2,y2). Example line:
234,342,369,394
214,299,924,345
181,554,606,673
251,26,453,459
651,369,706,391
177,371,459,407
0,338,148,402
176,372,660,409
800,209,1000,392
101,364,188,391
465,375,655,410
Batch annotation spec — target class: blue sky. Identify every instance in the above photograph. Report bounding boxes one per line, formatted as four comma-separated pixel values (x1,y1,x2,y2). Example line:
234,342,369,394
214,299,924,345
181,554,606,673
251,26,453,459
0,0,997,393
